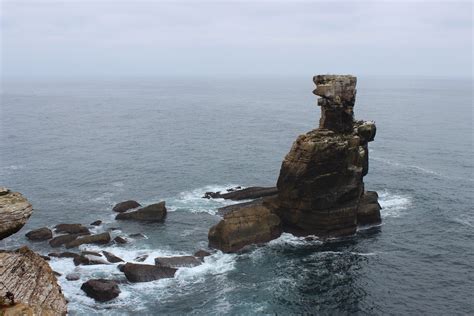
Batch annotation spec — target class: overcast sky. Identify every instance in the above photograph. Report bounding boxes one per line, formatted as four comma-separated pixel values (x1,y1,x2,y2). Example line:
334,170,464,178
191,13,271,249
1,0,472,78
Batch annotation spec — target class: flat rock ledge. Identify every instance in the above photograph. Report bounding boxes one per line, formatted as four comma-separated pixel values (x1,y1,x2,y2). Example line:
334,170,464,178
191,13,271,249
0,246,67,315
0,188,33,240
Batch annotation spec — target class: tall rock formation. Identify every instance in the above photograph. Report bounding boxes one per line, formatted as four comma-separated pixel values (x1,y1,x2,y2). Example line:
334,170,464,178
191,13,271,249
0,187,33,240
276,75,381,236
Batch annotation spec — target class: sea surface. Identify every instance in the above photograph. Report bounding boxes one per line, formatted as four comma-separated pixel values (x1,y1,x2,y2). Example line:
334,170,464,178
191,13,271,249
0,76,472,315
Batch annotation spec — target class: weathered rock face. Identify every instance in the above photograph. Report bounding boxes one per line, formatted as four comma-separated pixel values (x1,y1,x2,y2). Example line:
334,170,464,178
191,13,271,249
0,247,67,315
208,197,282,253
0,189,33,240
115,202,167,222
65,232,111,248
276,75,381,236
154,256,202,268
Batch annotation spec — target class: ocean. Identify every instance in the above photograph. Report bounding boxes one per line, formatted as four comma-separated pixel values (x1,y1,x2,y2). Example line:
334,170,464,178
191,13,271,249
0,76,472,315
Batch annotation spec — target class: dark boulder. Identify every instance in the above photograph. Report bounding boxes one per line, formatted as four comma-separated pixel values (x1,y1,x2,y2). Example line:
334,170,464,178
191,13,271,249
65,232,111,249
134,254,148,262
103,251,124,263
115,202,166,222
113,236,128,244
122,263,176,282
208,197,282,253
73,255,109,266
49,234,80,248
54,223,90,235
66,273,80,281
112,200,141,213
129,233,146,238
90,220,102,226
25,227,52,241
155,256,202,268
81,279,120,302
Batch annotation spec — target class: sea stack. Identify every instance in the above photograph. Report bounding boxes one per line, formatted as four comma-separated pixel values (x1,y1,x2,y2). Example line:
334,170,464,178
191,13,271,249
276,75,381,236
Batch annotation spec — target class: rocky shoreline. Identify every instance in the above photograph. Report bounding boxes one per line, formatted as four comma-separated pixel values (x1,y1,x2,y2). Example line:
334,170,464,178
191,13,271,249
0,74,381,309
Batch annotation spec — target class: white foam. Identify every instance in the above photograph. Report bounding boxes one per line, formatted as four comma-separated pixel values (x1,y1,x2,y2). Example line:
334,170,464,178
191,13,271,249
268,232,322,247
378,190,411,218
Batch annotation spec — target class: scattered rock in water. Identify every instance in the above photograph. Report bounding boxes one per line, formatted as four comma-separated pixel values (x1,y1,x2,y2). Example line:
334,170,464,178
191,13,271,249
276,74,381,236
48,251,79,258
90,220,102,226
40,255,51,261
203,186,278,201
357,191,382,226
54,223,90,235
65,232,111,249
112,200,141,213
134,254,148,262
53,271,62,277
25,227,53,241
0,247,67,315
155,256,202,268
193,250,211,258
115,202,167,222
0,189,33,240
129,233,146,238
208,197,282,253
117,264,125,272
74,255,109,266
226,186,242,192
81,279,120,302
122,263,177,282
49,234,81,248
103,251,124,263
113,236,128,244
66,273,81,281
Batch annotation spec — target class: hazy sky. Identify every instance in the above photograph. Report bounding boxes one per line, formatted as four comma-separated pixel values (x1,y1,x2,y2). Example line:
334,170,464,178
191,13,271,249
1,0,472,78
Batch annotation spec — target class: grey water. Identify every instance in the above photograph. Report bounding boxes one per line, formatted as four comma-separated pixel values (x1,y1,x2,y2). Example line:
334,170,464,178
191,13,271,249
0,76,472,315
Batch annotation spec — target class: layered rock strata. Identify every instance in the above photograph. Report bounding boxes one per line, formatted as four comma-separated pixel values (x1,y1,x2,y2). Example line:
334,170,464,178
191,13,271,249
276,75,381,236
0,246,68,315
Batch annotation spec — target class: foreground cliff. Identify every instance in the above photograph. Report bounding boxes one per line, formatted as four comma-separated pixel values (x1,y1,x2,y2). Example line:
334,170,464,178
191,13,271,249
209,75,381,252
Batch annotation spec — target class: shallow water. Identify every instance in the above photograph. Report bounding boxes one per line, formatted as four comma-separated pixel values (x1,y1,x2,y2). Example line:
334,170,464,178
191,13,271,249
1,76,473,315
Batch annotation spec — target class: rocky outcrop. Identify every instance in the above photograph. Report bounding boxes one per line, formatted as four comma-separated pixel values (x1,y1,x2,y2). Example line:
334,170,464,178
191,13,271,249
55,223,90,235
357,191,382,226
203,186,278,200
0,188,33,240
112,200,141,213
276,75,381,236
208,197,282,253
103,251,124,263
115,202,167,222
81,279,120,302
122,263,177,282
155,256,202,268
0,246,67,315
25,227,53,241
49,233,82,247
65,232,111,248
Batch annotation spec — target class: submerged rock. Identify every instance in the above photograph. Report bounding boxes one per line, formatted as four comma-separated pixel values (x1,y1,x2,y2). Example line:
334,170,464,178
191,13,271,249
122,263,177,282
113,236,128,244
0,246,67,315
115,202,167,222
65,232,111,249
208,197,282,253
134,254,148,262
203,186,278,201
103,251,124,263
54,223,90,235
193,250,211,258
276,74,381,236
90,220,102,226
25,227,53,241
81,279,120,302
0,189,33,240
66,273,81,281
74,255,109,266
155,256,202,268
112,200,141,213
